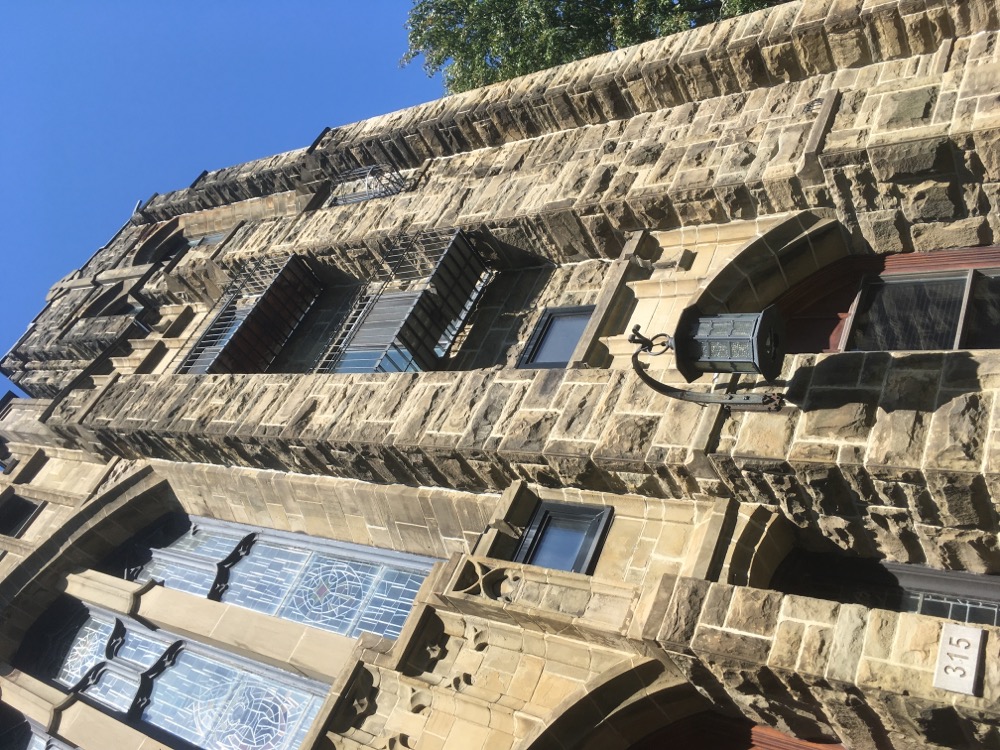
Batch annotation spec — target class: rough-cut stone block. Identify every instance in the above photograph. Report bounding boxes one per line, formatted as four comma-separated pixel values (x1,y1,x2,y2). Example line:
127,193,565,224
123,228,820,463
725,586,782,636
693,625,773,663
910,217,992,251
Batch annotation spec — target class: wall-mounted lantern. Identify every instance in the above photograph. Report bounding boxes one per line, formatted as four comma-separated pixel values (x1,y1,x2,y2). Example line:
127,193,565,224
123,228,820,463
629,305,785,412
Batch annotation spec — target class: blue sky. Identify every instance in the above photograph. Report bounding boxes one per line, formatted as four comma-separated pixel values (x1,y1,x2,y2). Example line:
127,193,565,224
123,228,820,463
0,2,445,396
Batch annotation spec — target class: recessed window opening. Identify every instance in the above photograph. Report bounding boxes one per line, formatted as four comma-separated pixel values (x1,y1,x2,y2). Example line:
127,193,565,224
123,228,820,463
323,163,407,207
778,247,1000,353
513,502,612,574
772,549,1000,627
0,494,41,538
518,305,595,368
847,270,1000,351
102,513,436,640
186,231,228,248
178,254,322,374
16,598,326,750
313,229,493,374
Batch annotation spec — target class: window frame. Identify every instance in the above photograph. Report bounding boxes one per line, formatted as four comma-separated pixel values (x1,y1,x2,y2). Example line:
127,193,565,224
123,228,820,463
517,304,596,369
840,267,998,352
777,246,1000,354
0,494,42,538
512,501,613,575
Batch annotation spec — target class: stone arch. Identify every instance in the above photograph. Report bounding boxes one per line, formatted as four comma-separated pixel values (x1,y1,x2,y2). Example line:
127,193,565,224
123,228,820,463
692,210,850,315
720,504,798,588
0,465,181,658
516,657,714,750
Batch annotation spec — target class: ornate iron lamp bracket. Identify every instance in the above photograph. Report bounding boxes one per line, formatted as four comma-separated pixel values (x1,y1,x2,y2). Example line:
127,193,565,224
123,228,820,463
628,325,785,413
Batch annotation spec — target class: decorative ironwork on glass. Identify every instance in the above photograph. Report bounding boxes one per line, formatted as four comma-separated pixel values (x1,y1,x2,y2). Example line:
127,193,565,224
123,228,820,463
17,601,326,750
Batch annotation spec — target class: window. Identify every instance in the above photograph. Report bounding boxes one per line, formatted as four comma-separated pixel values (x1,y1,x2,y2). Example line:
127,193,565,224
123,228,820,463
178,255,322,375
847,271,1000,351
0,494,41,538
106,514,434,640
518,305,595,368
773,550,1000,627
16,599,325,750
777,247,1000,353
313,230,492,374
513,502,612,574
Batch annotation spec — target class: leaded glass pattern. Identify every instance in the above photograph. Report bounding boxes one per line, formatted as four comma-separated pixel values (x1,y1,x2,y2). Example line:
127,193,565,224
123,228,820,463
121,513,433,641
146,650,322,750
278,557,381,634
166,526,246,560
222,543,310,615
116,628,167,669
135,555,216,597
352,568,425,638
23,603,327,750
55,616,114,687
83,667,141,713
901,591,1000,626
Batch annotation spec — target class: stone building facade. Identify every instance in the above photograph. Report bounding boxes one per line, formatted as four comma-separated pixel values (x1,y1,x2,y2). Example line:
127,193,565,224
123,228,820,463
2,0,1000,747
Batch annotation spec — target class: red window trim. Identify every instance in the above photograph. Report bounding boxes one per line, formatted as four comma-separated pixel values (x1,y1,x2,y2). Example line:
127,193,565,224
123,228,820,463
777,246,1000,353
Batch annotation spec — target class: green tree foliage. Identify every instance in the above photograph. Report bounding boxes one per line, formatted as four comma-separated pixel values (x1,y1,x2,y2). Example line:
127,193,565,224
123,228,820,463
404,0,782,93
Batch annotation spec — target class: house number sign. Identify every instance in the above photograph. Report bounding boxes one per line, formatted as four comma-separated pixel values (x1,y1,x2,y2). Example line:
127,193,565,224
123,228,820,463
933,623,985,695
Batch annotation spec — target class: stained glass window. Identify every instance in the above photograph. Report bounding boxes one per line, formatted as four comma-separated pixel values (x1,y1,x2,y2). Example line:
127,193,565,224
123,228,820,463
135,554,217,598
19,603,326,750
54,616,114,688
146,651,322,750
222,543,310,616
83,667,142,713
352,568,426,639
279,557,381,635
117,514,434,640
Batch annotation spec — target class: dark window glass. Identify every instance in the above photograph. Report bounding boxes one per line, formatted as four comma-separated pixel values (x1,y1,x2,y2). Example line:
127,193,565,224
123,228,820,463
847,276,966,351
114,514,433,640
519,306,595,368
514,502,612,574
529,516,593,570
965,272,1000,348
0,495,39,537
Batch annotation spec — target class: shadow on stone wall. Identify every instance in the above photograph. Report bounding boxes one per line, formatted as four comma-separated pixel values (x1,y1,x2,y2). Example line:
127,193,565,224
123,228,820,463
449,265,555,370
780,351,981,413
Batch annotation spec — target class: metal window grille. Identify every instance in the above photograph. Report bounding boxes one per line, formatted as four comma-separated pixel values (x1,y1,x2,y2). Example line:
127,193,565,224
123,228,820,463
314,229,493,374
325,164,407,206
178,255,322,375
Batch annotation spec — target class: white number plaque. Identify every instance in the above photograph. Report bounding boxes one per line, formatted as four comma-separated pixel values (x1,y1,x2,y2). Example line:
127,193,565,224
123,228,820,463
933,623,985,695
